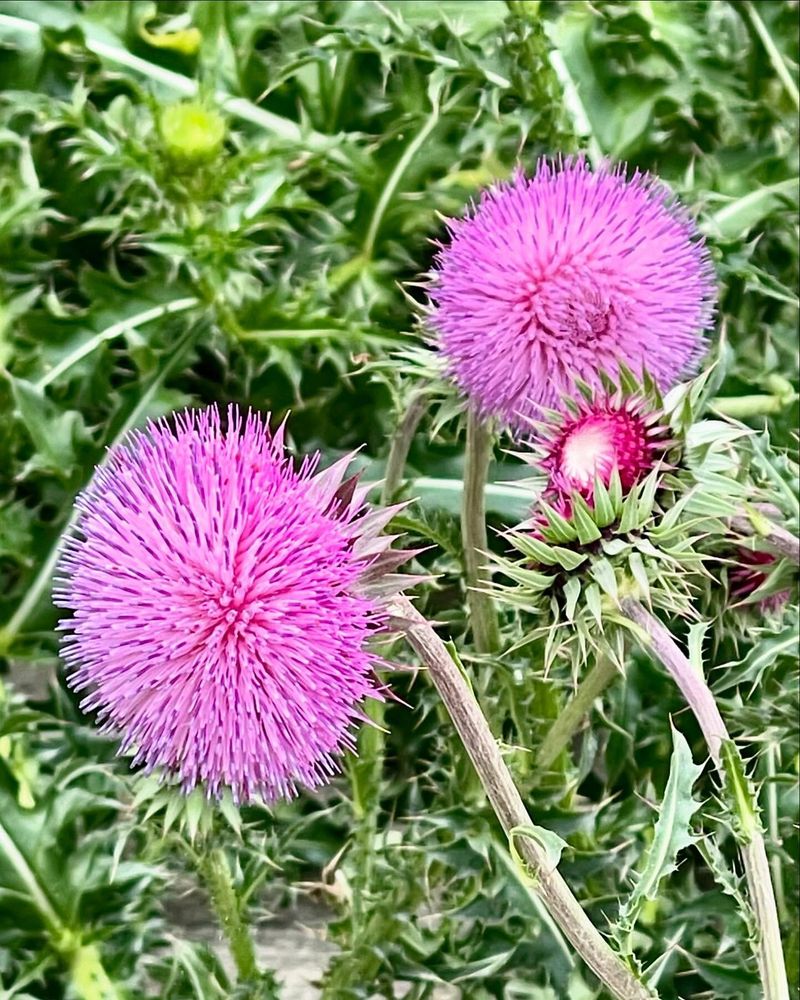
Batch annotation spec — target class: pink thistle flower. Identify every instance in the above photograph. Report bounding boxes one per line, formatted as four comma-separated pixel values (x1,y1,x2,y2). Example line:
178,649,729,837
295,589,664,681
429,158,716,432
729,548,791,614
55,406,411,803
542,396,664,502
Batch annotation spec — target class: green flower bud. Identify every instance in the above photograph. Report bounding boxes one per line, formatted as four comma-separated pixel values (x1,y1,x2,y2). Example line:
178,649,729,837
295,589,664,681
158,101,226,167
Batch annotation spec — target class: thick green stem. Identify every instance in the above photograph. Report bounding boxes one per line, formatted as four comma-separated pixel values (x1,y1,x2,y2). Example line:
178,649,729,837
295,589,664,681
536,655,619,772
391,596,654,1000
619,598,789,1000
68,942,124,1000
712,393,797,419
199,848,259,985
381,392,427,504
765,745,787,922
461,410,500,654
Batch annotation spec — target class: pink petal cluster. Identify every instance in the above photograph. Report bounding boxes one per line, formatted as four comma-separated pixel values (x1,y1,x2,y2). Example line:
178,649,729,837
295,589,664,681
544,400,656,500
429,158,716,432
55,406,407,803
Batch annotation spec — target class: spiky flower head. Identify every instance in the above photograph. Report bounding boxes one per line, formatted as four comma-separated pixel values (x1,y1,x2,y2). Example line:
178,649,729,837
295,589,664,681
55,406,412,803
542,393,666,503
494,375,722,671
429,157,716,433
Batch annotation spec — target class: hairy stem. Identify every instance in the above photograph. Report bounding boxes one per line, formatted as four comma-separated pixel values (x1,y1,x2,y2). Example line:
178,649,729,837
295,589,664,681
619,598,789,1000
381,392,427,504
461,411,500,654
536,655,619,772
391,596,653,1000
198,847,259,984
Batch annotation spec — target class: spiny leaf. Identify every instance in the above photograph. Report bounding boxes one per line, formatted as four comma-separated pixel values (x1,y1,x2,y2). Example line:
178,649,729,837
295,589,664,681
614,727,703,954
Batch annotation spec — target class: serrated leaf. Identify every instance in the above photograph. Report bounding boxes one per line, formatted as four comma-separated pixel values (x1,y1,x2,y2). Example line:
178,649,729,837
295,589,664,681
614,727,703,954
509,823,569,880
720,741,761,845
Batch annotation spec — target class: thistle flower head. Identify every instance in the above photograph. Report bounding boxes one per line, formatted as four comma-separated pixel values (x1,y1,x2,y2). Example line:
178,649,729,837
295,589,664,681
542,394,664,502
729,548,791,614
429,157,715,432
55,406,410,803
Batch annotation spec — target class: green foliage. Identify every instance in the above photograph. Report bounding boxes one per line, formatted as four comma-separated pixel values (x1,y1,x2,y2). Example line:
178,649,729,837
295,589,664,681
613,728,703,959
0,1,797,998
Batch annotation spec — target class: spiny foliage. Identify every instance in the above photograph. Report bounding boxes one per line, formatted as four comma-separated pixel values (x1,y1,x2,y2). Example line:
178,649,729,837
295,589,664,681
0,2,797,999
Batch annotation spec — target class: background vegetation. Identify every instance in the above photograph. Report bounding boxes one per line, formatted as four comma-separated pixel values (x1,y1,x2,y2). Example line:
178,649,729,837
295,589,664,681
0,2,797,998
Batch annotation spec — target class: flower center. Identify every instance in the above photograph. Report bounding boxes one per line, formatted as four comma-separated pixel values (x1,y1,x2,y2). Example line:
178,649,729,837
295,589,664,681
561,421,617,488
554,409,651,495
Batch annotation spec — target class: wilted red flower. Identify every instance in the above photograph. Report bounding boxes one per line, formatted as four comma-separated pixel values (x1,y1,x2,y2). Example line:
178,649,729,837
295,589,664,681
730,548,791,613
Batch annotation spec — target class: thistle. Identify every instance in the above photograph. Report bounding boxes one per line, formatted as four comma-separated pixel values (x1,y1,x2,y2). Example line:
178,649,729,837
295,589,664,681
493,371,743,669
55,405,412,803
428,157,716,433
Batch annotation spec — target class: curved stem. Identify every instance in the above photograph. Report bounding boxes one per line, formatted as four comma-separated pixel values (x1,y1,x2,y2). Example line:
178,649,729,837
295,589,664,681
461,411,500,654
363,101,440,260
198,847,259,984
35,297,199,390
730,510,800,565
536,655,619,772
741,0,800,110
619,598,789,1000
381,392,427,504
391,596,654,1000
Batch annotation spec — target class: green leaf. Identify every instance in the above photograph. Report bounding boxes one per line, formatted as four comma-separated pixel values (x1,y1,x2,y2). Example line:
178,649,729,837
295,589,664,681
703,179,799,241
614,727,703,953
569,494,602,545
508,823,569,881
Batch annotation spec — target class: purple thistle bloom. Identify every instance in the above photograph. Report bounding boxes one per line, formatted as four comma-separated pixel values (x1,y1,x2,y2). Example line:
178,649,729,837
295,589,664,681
429,158,716,433
55,406,411,803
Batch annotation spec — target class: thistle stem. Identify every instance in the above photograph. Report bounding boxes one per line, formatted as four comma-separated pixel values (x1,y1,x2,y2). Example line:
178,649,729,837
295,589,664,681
348,699,386,934
198,847,259,985
462,411,500,654
381,392,427,504
730,511,800,565
536,655,619,772
68,943,124,1000
618,598,789,1000
711,393,797,419
390,596,653,1000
